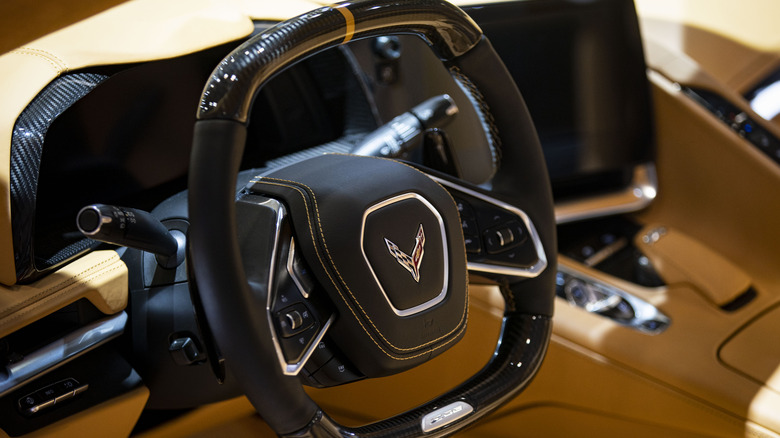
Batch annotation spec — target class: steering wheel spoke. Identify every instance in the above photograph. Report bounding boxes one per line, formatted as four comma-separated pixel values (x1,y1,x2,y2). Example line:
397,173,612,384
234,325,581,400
236,194,357,384
427,174,548,281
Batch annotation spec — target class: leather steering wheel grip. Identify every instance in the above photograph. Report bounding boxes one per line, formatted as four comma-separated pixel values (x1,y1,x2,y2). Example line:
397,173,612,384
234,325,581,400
188,0,556,436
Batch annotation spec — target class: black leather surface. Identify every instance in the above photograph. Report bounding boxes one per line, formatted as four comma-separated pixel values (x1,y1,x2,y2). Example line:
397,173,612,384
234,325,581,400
451,37,557,316
248,154,468,377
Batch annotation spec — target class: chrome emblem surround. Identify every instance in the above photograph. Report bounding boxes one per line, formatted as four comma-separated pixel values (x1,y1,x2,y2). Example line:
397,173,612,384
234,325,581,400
360,193,449,317
384,224,425,283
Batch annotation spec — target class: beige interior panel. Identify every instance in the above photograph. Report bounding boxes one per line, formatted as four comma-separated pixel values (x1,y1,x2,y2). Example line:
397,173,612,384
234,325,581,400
134,396,275,438
0,0,128,57
720,305,780,395
0,49,66,285
634,224,751,306
466,406,727,438
465,335,749,437
0,386,148,438
0,250,127,338
639,74,780,286
637,16,780,94
634,0,780,54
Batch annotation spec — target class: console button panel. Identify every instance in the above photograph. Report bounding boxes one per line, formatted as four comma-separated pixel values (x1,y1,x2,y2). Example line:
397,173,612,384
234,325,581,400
684,87,780,165
18,379,88,417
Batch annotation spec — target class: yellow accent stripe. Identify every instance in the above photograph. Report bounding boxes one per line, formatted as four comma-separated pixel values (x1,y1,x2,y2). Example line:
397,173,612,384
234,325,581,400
334,4,355,44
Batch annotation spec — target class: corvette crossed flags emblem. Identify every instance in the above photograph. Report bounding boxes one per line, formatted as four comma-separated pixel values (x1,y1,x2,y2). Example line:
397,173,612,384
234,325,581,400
384,224,426,283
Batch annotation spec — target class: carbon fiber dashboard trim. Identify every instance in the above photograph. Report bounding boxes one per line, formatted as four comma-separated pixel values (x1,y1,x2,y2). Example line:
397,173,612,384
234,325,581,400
10,73,108,282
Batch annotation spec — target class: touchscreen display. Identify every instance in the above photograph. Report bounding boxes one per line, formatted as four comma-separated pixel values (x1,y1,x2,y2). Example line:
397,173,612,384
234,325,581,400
465,0,654,197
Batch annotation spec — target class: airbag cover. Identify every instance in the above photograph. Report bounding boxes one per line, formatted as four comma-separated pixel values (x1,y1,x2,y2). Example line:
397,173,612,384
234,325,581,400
248,154,467,377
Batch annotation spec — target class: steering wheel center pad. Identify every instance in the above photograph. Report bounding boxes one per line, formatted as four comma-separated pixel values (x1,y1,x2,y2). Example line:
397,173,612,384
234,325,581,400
250,154,467,377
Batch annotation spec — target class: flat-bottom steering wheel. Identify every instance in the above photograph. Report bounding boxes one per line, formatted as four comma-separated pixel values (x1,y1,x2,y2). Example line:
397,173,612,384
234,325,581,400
188,0,557,436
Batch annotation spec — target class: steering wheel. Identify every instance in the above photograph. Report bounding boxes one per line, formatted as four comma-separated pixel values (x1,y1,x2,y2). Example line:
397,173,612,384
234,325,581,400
188,0,557,436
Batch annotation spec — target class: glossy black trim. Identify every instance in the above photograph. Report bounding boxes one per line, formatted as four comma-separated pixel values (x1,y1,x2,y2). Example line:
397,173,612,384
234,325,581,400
197,0,481,123
10,73,107,283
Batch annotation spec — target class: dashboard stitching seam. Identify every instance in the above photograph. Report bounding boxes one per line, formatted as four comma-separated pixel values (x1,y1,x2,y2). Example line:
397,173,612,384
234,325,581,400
2,264,126,327
0,256,123,324
10,49,68,73
17,47,68,69
0,255,116,318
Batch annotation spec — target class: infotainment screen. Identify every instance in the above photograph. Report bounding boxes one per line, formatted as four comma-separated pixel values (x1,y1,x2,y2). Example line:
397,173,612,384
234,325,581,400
464,0,654,199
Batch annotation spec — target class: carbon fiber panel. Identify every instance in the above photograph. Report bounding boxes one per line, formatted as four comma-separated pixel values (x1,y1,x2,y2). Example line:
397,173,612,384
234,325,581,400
10,73,107,282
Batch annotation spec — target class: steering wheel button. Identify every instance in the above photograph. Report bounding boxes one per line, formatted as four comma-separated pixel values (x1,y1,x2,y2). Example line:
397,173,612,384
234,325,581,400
461,217,478,234
484,221,528,254
491,243,539,267
304,340,335,375
19,396,37,409
36,386,62,401
453,197,475,219
496,228,513,246
286,311,303,330
464,235,481,254
277,303,316,338
483,231,501,254
57,379,79,393
279,324,319,363
54,391,75,405
312,356,363,387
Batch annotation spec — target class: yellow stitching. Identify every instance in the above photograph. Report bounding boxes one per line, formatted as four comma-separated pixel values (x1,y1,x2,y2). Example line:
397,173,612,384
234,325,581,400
253,180,414,359
252,178,467,360
254,180,396,356
328,153,474,323
260,176,466,350
1,261,126,325
0,255,118,319
9,50,63,74
17,47,69,70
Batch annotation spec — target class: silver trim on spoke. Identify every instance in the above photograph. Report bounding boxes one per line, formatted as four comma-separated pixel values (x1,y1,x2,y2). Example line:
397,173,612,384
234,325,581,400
283,315,335,376
287,238,310,299
429,176,547,279
253,197,333,376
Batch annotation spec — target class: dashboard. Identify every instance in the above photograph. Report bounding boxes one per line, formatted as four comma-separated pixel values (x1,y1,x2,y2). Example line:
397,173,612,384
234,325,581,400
20,0,654,285
2,0,780,436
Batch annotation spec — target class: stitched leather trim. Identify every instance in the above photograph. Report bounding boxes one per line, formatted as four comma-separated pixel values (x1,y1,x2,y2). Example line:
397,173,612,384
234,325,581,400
250,177,468,360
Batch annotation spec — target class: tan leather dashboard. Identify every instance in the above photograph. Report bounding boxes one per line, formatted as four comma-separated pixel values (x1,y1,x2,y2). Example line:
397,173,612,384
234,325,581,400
0,250,127,339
